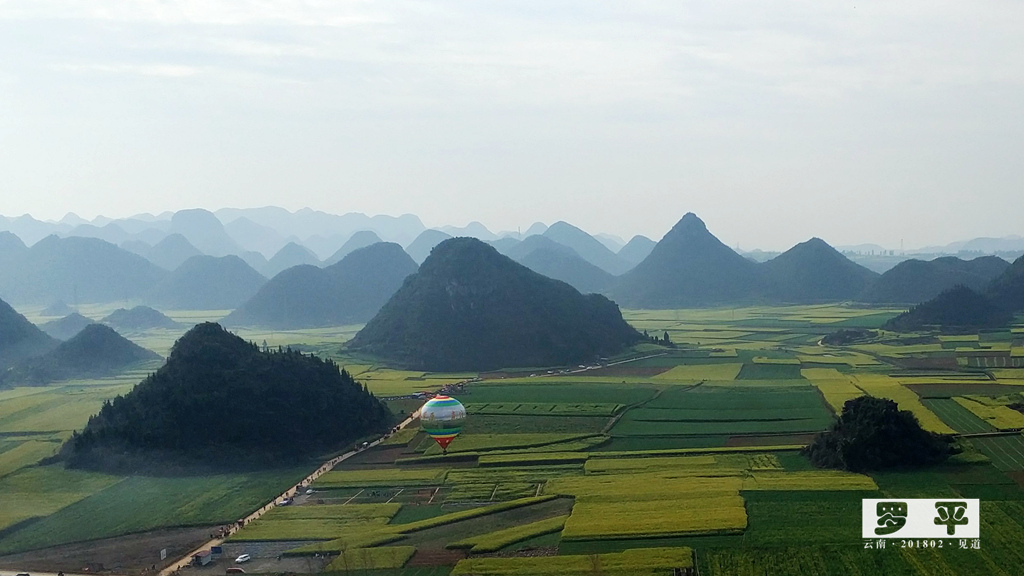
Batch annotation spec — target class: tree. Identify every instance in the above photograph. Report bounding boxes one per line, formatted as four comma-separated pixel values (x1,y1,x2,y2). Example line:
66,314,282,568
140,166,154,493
803,396,953,471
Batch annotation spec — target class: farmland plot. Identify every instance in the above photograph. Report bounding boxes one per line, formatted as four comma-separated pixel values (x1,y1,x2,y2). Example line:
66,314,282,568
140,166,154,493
547,474,746,539
451,546,693,576
231,503,400,541
0,469,308,554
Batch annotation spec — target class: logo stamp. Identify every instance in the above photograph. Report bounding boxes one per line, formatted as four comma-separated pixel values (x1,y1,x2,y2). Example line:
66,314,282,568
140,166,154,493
862,499,979,544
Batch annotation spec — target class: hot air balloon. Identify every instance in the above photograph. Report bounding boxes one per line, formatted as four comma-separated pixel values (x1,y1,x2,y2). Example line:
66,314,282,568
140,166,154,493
420,395,466,454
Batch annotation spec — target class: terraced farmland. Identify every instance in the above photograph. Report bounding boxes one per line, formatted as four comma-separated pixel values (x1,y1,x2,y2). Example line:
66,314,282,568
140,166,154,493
4,303,1024,576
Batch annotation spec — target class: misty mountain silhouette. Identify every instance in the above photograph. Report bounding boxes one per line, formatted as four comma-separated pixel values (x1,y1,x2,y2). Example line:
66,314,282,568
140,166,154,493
40,312,96,341
405,229,453,264
169,208,242,257
324,230,383,266
0,297,58,372
617,235,656,267
145,255,266,310
0,235,167,305
128,233,203,271
506,236,614,294
102,306,179,331
224,242,418,329
543,221,632,275
1,324,160,386
763,238,878,302
263,242,320,278
858,256,1009,304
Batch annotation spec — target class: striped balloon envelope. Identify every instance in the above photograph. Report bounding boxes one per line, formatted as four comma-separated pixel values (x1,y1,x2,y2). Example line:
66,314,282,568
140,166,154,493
420,395,466,453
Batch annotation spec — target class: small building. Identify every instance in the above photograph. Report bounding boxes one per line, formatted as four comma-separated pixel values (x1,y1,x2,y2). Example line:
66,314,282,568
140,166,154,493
193,550,214,566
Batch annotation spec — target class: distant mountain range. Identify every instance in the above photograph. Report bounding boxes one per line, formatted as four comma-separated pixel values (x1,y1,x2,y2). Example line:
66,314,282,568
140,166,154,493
609,213,1016,309
858,256,1009,304
223,243,418,329
542,221,632,275
0,235,167,305
0,207,1020,312
122,233,202,271
500,236,615,294
876,254,1024,333
4,208,1019,272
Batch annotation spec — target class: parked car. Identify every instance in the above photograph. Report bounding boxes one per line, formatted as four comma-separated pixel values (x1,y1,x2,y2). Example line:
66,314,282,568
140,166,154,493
235,553,251,563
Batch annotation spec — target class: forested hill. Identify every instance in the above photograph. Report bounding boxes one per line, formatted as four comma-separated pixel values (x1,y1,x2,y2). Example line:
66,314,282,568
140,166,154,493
348,237,642,371
987,254,1024,312
65,322,392,471
883,285,1012,333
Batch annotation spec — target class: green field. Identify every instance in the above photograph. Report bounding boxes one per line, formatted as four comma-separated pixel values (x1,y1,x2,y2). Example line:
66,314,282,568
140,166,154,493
451,547,693,576
921,398,994,433
611,386,834,440
230,503,400,541
970,436,1024,471
0,468,308,554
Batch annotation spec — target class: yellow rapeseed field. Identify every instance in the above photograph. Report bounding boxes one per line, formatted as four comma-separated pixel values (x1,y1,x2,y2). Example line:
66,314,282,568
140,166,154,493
851,375,955,434
954,397,1024,430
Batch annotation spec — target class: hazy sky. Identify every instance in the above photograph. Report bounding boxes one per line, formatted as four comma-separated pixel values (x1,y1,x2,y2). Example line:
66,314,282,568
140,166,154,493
1,1,1022,250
